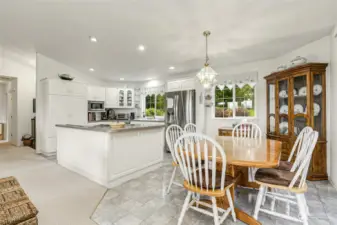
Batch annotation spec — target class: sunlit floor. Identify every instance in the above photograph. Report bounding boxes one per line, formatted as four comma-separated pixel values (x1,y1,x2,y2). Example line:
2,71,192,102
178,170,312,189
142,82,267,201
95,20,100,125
0,144,106,225
93,155,337,225
1,144,336,225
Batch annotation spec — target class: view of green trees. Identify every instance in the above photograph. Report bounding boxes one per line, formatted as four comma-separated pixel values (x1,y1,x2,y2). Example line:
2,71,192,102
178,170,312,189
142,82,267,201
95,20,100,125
215,84,255,118
145,94,165,117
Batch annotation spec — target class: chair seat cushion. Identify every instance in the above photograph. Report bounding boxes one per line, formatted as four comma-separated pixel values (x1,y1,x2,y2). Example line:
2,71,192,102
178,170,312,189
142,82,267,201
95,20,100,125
192,169,236,189
255,168,300,188
277,161,293,171
0,177,38,225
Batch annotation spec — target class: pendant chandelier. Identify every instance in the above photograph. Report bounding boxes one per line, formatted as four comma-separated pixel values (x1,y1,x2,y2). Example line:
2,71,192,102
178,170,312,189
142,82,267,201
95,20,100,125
196,30,218,89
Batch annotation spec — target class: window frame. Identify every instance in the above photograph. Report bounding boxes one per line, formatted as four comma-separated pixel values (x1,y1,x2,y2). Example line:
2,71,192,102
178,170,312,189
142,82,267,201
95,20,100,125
144,93,165,119
212,84,257,120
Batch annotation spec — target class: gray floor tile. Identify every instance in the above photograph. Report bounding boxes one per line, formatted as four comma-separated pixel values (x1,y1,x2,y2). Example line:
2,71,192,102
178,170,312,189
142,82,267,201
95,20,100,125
92,153,337,225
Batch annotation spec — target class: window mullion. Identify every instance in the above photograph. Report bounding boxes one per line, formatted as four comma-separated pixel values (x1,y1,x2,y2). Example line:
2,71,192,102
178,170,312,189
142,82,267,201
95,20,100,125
233,85,236,118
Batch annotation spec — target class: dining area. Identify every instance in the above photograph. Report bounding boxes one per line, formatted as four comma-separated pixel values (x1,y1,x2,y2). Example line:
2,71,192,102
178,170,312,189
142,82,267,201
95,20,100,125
164,121,318,225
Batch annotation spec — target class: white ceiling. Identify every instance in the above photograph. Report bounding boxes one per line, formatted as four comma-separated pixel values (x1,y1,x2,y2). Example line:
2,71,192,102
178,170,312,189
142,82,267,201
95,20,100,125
0,0,336,82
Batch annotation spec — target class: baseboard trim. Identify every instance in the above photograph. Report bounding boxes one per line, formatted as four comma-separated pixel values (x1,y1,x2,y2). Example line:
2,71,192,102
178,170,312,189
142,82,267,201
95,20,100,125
329,178,337,190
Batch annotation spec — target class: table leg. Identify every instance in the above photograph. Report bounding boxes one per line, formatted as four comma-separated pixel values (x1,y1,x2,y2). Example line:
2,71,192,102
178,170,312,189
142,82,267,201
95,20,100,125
217,165,262,225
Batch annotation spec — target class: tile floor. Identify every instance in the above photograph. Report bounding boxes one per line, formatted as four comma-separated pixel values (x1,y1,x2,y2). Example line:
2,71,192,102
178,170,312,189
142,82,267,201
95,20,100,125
92,153,337,225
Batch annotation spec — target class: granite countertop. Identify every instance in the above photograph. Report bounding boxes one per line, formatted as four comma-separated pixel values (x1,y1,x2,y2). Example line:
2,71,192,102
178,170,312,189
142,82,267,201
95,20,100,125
56,123,165,133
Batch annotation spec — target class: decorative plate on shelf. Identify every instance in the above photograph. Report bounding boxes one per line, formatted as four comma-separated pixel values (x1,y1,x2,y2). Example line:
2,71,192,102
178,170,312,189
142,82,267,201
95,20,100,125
314,103,321,116
298,87,307,96
313,84,322,96
294,104,304,114
279,90,288,98
293,89,298,96
280,105,289,114
279,122,288,135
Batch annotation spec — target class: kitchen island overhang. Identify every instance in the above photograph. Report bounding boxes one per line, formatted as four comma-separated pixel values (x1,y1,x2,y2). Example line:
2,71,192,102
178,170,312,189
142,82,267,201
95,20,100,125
56,124,165,188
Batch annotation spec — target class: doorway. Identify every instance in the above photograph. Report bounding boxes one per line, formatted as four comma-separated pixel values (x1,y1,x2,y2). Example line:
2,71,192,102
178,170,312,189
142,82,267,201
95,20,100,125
0,76,16,144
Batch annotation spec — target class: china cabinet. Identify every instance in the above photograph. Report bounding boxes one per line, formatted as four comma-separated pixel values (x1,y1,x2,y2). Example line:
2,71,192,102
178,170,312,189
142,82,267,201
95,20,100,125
265,63,328,180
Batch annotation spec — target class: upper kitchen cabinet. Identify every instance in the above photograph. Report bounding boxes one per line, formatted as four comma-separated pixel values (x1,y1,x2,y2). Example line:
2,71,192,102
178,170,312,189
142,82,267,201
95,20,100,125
48,79,86,97
117,88,134,108
105,88,119,108
87,86,106,101
167,78,195,92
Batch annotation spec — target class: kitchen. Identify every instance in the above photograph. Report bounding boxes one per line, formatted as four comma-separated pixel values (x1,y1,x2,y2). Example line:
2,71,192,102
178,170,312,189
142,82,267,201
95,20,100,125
38,74,196,188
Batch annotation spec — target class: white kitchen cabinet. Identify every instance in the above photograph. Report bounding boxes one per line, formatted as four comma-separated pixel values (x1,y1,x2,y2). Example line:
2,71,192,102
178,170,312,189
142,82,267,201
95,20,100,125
181,79,195,90
116,88,134,108
126,89,134,108
40,78,86,156
87,86,106,101
167,78,195,92
48,79,86,97
105,88,119,108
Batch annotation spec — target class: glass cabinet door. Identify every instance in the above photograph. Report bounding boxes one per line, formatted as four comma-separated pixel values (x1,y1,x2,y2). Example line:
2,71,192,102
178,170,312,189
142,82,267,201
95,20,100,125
278,79,289,135
126,89,133,107
267,82,276,134
312,73,324,137
292,74,309,136
119,89,125,107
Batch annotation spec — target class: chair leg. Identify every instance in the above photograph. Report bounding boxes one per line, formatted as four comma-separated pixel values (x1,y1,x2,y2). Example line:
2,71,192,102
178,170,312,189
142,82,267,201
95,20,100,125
211,197,220,225
166,166,177,194
262,187,269,206
296,193,308,225
178,191,192,225
253,185,265,220
226,189,236,222
301,194,310,215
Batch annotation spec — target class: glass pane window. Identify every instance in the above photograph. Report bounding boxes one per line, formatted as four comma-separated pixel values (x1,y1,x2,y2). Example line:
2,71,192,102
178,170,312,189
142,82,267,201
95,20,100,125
155,94,165,116
235,84,255,117
145,94,155,117
214,86,233,118
214,84,255,118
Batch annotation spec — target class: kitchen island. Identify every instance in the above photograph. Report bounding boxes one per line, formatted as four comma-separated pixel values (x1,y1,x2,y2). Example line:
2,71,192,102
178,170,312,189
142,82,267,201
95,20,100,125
56,123,165,188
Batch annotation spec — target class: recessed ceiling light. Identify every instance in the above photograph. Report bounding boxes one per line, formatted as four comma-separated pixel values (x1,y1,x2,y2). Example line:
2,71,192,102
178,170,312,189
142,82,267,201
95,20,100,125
89,36,97,43
89,68,95,72
138,45,145,51
169,66,175,70
120,78,125,81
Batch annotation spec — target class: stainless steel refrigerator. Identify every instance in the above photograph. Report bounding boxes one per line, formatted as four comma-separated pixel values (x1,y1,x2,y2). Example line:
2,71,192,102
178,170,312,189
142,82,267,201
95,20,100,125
165,90,196,151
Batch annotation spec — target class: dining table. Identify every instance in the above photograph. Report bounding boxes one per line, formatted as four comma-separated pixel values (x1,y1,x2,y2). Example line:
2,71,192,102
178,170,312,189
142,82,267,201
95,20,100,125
195,136,282,225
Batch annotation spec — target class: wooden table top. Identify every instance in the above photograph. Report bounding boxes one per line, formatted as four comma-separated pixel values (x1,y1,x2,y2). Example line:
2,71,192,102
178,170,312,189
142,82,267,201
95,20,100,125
215,136,282,168
180,136,282,169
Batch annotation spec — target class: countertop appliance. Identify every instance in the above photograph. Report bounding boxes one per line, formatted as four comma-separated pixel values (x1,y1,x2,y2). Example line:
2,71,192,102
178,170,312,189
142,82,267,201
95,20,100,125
116,113,129,120
165,90,196,151
130,112,135,120
106,108,115,120
88,101,104,112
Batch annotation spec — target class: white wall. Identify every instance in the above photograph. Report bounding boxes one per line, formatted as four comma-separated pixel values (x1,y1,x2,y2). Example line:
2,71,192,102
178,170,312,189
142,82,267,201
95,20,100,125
330,24,337,186
0,83,6,123
199,36,331,138
0,45,36,146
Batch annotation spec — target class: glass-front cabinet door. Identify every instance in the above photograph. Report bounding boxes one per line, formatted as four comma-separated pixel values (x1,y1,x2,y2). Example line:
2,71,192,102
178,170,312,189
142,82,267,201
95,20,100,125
312,73,325,138
292,74,309,136
267,82,276,135
118,89,125,107
277,79,289,136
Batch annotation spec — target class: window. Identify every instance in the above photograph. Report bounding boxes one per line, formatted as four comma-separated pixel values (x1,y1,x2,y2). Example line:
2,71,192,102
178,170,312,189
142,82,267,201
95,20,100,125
145,94,165,117
214,84,255,118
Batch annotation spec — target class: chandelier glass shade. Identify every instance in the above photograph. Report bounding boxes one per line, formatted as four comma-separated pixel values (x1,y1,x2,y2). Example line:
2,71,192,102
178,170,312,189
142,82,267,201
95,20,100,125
196,31,218,89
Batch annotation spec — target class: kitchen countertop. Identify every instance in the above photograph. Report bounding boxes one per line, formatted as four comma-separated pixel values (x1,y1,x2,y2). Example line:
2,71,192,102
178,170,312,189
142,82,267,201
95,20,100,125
56,123,165,133
88,118,165,123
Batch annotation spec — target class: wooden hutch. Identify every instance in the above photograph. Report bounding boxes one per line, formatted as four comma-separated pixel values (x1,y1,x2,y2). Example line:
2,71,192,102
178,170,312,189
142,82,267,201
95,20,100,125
264,63,328,180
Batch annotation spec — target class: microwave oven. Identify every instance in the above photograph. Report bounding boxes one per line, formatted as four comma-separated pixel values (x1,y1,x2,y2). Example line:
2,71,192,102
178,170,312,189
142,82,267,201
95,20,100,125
88,101,105,111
